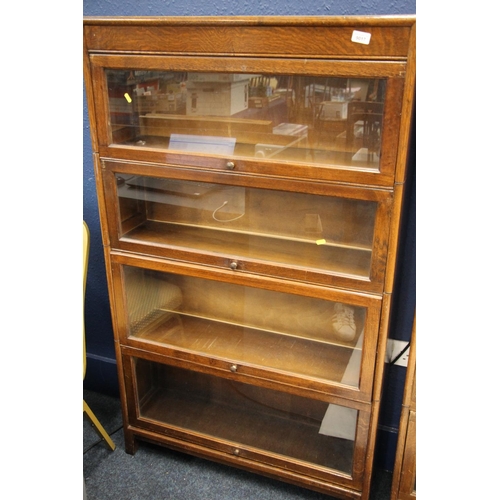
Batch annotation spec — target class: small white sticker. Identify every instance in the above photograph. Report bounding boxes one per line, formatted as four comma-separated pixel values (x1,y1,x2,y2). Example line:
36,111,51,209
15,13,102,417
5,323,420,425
351,30,371,45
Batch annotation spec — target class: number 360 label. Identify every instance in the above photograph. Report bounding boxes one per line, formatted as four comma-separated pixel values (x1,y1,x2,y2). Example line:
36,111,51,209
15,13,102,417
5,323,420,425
351,30,371,45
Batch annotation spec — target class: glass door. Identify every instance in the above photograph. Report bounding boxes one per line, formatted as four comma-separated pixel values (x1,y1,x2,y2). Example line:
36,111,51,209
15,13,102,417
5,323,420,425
127,356,370,485
112,261,382,401
106,69,386,171
105,166,392,293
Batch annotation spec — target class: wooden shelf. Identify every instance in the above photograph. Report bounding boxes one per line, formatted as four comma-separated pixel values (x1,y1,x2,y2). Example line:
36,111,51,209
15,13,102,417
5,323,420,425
138,362,355,474
113,133,381,169
123,221,372,279
131,312,363,386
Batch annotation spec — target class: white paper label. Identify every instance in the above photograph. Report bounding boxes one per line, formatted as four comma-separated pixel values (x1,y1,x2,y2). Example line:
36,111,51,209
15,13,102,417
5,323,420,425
351,30,371,45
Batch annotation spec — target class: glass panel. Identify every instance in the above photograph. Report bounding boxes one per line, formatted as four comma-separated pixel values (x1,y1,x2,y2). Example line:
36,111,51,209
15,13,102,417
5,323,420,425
116,174,376,281
135,360,357,475
107,70,386,170
123,266,366,388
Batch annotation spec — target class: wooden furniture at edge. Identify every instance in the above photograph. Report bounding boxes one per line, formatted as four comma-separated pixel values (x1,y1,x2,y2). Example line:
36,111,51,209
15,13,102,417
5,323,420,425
391,315,416,500
83,16,416,500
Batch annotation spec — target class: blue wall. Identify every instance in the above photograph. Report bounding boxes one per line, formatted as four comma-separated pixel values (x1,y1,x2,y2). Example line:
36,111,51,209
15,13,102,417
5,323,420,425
83,0,416,471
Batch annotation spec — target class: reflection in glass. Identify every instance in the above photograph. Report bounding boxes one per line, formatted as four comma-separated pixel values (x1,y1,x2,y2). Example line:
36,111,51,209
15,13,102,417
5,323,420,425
116,175,377,281
135,359,357,475
107,70,386,169
123,266,366,388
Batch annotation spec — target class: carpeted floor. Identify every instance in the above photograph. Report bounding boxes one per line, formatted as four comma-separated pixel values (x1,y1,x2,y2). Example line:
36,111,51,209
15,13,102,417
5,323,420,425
83,389,392,500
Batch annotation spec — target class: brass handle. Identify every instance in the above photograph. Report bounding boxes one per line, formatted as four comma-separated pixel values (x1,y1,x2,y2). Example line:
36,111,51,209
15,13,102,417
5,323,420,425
230,261,238,270
230,364,238,373
226,161,235,170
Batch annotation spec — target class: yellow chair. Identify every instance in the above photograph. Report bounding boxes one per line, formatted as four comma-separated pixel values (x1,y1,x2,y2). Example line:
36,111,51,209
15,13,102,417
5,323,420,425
83,221,116,451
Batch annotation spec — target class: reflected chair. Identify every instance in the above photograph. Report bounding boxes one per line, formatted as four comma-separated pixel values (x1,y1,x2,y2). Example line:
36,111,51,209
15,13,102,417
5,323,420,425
313,100,349,149
345,101,384,161
83,221,116,451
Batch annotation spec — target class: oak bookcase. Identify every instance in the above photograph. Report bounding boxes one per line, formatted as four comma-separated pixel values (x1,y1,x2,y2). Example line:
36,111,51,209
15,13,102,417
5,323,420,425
83,15,416,499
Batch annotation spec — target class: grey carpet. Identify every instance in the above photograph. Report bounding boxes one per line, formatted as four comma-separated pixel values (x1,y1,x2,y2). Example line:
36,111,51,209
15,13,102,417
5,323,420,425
83,390,392,500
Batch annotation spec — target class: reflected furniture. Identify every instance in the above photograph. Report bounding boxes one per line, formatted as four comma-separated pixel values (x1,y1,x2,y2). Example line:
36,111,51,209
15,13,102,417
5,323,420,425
346,101,384,161
83,16,416,499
